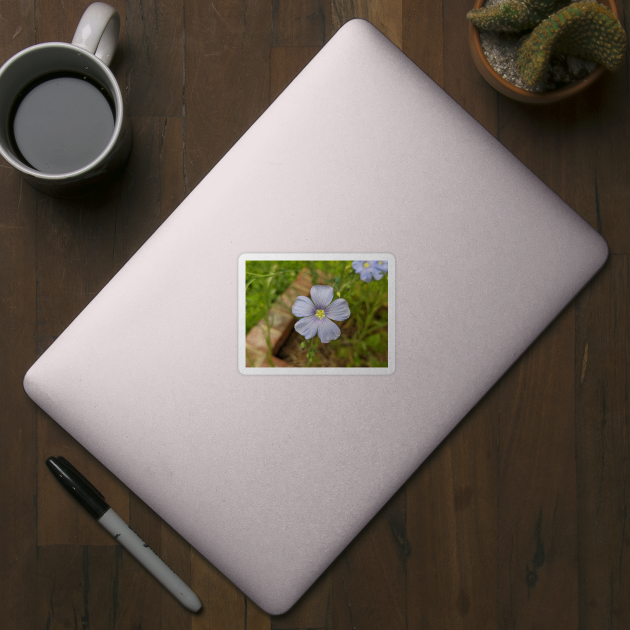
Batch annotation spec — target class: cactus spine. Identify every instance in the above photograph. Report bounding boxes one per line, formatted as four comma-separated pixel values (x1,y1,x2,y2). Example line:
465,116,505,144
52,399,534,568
467,0,568,33
516,1,627,85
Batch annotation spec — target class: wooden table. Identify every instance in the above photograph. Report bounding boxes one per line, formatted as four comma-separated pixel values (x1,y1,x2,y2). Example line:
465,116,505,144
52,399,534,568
1,1,628,628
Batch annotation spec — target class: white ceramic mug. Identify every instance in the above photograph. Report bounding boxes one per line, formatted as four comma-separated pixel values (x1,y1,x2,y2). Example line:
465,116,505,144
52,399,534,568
0,2,131,197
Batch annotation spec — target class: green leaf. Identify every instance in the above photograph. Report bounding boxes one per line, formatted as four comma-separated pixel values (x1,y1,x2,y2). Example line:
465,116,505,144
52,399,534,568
367,332,381,348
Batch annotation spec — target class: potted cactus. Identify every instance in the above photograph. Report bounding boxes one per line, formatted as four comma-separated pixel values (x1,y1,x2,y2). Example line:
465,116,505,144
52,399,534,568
467,0,627,103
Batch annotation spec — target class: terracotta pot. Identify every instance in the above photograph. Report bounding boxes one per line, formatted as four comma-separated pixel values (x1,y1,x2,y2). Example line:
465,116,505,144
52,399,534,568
468,0,619,103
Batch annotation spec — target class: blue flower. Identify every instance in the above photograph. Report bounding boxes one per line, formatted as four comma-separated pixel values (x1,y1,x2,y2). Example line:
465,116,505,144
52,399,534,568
374,259,388,273
352,260,384,282
291,285,351,343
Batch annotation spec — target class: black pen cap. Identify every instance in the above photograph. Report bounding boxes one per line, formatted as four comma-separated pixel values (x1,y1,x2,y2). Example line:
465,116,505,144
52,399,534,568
46,456,110,519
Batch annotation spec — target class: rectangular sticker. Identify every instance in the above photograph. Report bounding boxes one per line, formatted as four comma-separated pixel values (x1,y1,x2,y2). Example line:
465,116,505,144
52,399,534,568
238,254,394,374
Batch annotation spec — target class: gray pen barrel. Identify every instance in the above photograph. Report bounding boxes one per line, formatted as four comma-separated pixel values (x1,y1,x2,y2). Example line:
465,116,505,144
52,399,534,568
98,508,202,612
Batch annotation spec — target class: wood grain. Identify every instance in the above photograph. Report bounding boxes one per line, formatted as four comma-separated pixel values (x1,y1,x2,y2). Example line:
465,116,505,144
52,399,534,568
0,5,39,629
497,304,579,629
332,0,403,48
270,47,322,103
403,0,444,88
0,152,38,630
407,393,499,629
271,0,332,46
443,0,497,131
125,0,184,117
576,256,630,629
184,0,272,191
331,486,408,630
36,545,119,630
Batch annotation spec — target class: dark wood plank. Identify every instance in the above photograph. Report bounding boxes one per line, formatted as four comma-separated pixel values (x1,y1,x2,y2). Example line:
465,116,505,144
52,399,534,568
184,0,272,192
497,305,578,628
331,0,402,48
36,545,119,630
407,394,499,629
112,116,185,270
576,256,630,629
270,47,321,103
271,0,332,46
0,135,39,630
330,486,407,630
582,71,630,254
0,4,39,629
443,0,497,132
271,573,332,629
0,0,36,54
126,0,183,117
402,0,444,88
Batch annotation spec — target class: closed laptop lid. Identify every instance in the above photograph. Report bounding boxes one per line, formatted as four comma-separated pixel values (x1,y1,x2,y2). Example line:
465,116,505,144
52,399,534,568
24,19,607,614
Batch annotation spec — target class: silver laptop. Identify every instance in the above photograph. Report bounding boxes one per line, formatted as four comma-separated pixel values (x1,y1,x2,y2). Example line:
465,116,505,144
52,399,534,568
24,19,607,614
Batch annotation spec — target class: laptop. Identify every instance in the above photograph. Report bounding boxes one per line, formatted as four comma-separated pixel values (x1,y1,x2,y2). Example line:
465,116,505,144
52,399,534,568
23,18,608,614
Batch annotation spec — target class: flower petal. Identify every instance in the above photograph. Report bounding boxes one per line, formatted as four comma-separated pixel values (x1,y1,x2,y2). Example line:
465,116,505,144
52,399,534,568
370,267,383,281
376,260,388,273
352,261,364,272
325,298,351,321
295,316,320,339
292,295,316,317
317,317,341,343
359,268,372,282
310,285,334,309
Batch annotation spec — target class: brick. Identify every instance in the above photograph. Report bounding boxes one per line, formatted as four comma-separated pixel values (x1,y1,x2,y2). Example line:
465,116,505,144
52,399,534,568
279,286,306,311
245,346,266,367
246,323,283,354
267,307,295,333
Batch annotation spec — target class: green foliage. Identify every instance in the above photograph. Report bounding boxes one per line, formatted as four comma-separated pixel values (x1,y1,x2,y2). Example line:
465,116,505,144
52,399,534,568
517,1,627,85
312,273,389,368
245,261,303,333
467,0,567,33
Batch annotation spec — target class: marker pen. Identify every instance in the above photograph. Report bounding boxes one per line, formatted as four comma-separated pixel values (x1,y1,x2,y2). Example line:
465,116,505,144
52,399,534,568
46,456,202,613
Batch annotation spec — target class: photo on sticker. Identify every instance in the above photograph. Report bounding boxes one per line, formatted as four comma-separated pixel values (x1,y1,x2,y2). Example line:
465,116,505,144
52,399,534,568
244,259,389,368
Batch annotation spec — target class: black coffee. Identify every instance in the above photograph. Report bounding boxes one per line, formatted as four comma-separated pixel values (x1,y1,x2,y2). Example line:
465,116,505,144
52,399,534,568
10,73,115,174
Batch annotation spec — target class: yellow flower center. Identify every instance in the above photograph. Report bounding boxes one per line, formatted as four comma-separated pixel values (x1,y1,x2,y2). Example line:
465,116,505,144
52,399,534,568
363,262,370,268
378,261,383,265
315,309,325,320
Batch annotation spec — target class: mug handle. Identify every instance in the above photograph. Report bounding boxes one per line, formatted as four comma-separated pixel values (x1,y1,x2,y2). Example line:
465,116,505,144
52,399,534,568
71,2,120,67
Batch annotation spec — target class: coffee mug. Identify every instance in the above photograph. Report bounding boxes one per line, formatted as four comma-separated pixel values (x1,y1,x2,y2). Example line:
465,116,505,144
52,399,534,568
0,2,132,197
